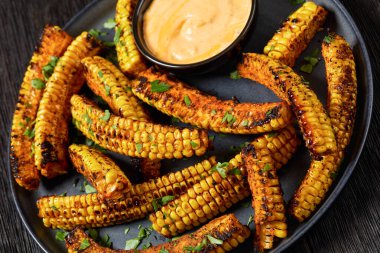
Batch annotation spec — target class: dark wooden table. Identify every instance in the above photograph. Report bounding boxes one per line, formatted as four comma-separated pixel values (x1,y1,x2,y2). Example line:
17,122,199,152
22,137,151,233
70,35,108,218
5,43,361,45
1,0,379,252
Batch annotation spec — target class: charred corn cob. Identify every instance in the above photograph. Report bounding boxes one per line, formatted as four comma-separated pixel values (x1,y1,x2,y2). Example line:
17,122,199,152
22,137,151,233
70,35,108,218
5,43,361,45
10,26,72,190
289,34,357,222
34,32,101,178
139,158,161,180
65,214,250,253
71,95,209,159
69,144,132,200
37,157,217,229
82,56,149,121
263,2,328,67
239,53,337,157
115,0,147,76
150,126,300,237
132,68,293,134
242,144,287,251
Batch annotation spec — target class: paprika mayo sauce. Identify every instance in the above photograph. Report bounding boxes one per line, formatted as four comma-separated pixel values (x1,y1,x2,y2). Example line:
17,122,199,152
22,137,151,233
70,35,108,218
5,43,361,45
143,0,252,64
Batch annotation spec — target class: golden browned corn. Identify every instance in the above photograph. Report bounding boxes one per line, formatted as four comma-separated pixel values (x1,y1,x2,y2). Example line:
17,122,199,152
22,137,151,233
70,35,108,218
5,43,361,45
263,2,328,67
34,32,101,178
70,95,209,159
65,214,250,253
115,0,147,76
37,157,217,230
239,53,337,157
82,56,149,121
10,26,72,190
242,144,287,251
289,34,357,222
150,126,300,237
132,68,293,134
68,144,132,200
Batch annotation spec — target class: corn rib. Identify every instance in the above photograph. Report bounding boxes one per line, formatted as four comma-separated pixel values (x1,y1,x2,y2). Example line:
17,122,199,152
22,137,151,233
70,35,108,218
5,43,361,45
37,157,217,230
10,26,72,190
263,2,328,67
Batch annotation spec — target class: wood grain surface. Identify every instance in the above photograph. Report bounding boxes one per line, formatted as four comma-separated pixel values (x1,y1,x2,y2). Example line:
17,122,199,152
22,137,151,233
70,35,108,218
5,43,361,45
0,0,379,252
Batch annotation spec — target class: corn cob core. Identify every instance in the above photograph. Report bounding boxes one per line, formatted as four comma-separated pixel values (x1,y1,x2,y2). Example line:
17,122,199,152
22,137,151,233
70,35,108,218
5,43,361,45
65,214,250,253
71,95,209,159
34,32,101,178
242,144,287,251
131,68,293,134
150,126,300,237
82,56,149,121
37,157,217,230
10,26,72,190
115,0,147,76
263,1,328,67
69,144,132,200
238,53,337,157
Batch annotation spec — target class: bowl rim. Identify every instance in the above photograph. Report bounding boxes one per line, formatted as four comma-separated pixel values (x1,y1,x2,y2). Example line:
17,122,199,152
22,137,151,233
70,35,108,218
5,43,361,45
132,0,257,69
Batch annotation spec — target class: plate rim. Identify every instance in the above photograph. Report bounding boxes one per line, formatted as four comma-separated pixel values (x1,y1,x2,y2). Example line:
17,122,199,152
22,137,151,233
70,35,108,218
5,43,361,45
7,0,373,252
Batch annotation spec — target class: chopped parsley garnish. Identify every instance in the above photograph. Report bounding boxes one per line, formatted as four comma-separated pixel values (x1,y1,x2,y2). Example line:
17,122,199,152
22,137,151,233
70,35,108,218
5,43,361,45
84,181,97,194
79,239,90,250
266,109,273,117
290,0,305,5
99,233,112,248
89,29,107,38
208,135,215,141
152,195,175,212
228,168,241,176
124,228,130,235
42,56,59,80
125,238,140,250
242,120,249,127
159,248,169,253
330,171,338,179
211,162,229,178
221,111,236,125
142,242,152,249
105,84,111,96
55,230,68,241
87,228,98,240
31,78,45,90
230,70,241,80
114,27,122,44
23,127,35,139
104,18,116,29
206,235,223,245
300,48,320,74
171,117,180,124
211,109,217,115
324,34,335,44
267,132,278,138
59,192,67,196
184,95,192,107
150,80,171,92
51,205,59,211
190,141,198,148
247,215,254,226
136,143,143,153
98,70,104,78
183,238,208,252
100,109,111,122
261,163,272,173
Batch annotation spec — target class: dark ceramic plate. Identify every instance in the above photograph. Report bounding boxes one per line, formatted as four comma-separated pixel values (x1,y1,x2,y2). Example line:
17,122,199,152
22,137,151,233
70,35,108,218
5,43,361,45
9,0,373,252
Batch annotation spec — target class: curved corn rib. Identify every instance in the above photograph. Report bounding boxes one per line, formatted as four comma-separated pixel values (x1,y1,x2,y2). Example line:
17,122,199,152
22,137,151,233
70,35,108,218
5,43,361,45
238,53,337,157
69,144,132,200
65,214,250,253
289,34,357,222
82,56,149,121
242,144,287,251
34,32,101,178
131,68,293,134
263,2,328,67
115,0,147,76
10,26,72,190
37,157,217,230
150,126,300,237
70,95,209,160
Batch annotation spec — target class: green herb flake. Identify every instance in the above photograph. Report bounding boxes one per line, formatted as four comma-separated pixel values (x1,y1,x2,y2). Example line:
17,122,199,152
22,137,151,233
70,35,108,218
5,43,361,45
247,215,254,226
300,63,313,74
55,230,68,241
261,163,272,173
59,192,67,197
100,109,111,122
171,117,180,124
184,238,208,252
184,95,191,107
206,234,223,245
124,228,130,235
42,56,59,80
105,84,111,96
84,183,97,194
87,228,98,241
31,78,46,90
23,127,35,139
330,171,338,179
150,80,171,93
98,70,104,78
266,109,273,117
161,195,175,205
142,242,152,249
136,143,143,153
221,111,236,126
99,234,112,248
124,238,141,250
79,239,91,250
114,27,122,44
324,34,334,44
152,195,175,212
208,135,215,141
242,120,249,127
230,70,241,80
89,29,107,38
267,132,278,138
190,141,198,148
228,168,241,176
104,18,116,29
211,109,217,115
159,248,169,253
138,228,147,239
211,162,229,179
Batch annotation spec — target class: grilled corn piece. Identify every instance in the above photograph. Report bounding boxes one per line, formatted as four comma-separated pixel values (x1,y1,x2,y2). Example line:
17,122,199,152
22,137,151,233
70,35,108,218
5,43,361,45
34,32,101,178
115,0,147,76
289,34,357,222
239,53,337,157
37,157,217,229
82,56,149,121
65,214,250,253
150,126,300,237
10,26,72,190
69,144,132,200
71,95,209,159
263,2,328,67
242,144,287,251
132,68,293,134
139,158,161,180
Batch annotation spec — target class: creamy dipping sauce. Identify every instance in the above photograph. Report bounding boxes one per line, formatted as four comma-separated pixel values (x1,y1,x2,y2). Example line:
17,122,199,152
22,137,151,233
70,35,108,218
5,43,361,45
143,0,252,64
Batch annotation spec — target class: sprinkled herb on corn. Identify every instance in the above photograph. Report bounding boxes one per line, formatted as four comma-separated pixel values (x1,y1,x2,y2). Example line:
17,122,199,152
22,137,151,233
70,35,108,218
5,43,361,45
115,0,147,76
70,95,209,160
263,1,328,67
69,144,132,200
37,157,216,230
150,126,300,237
10,26,72,190
34,32,101,178
239,53,337,157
